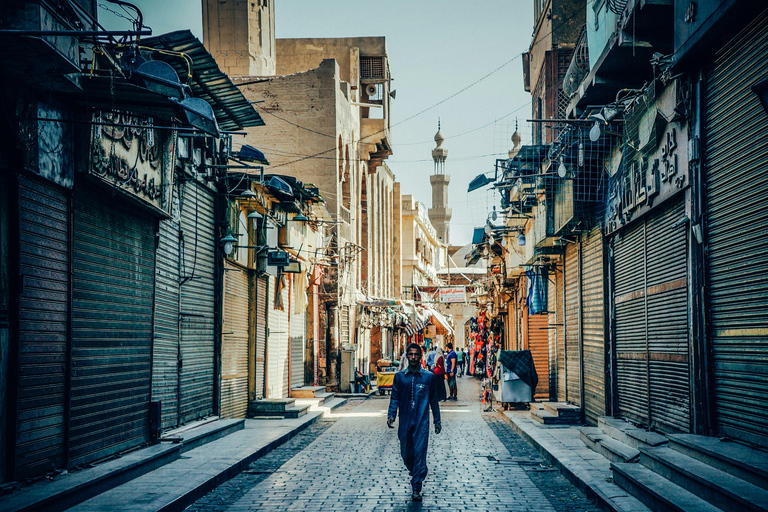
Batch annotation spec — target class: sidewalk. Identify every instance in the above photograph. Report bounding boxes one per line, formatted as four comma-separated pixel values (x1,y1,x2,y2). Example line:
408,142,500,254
0,398,346,512
499,408,651,512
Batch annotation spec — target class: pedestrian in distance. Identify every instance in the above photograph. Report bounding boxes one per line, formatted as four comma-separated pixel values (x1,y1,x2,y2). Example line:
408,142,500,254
445,343,458,400
456,347,465,377
426,345,437,371
433,347,447,402
387,343,442,502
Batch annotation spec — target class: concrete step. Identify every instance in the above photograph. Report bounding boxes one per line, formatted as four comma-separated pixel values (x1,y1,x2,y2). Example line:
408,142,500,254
542,402,581,419
612,462,723,512
293,391,335,409
580,427,640,463
530,409,580,425
248,398,296,415
249,404,309,419
640,446,768,512
298,397,347,418
161,418,245,454
290,386,327,398
598,416,668,450
668,434,768,491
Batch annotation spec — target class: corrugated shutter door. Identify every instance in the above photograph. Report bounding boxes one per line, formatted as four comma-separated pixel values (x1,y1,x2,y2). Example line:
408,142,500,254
15,176,69,478
178,180,215,422
70,184,154,467
528,313,549,400
614,221,649,425
290,306,306,389
646,201,690,432
705,8,768,445
254,276,267,399
153,210,179,430
266,276,289,398
220,262,249,418
548,270,557,400
564,242,580,405
556,267,566,401
581,226,605,426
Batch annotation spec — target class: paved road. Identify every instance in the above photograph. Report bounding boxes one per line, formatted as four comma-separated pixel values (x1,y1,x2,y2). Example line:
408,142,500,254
187,376,599,512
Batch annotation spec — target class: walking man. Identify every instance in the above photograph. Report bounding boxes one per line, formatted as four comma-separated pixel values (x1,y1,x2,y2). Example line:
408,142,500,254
445,343,458,400
456,346,465,377
387,343,442,501
425,344,437,371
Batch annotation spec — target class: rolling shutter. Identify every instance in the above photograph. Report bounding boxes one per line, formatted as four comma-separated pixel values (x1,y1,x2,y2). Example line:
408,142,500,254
564,241,580,405
528,313,549,400
581,226,605,426
266,276,289,398
15,176,69,478
290,307,306,389
253,276,267,399
220,262,249,418
70,183,154,467
556,265,566,401
548,269,558,400
152,204,180,430
178,180,215,422
704,7,768,446
612,199,690,432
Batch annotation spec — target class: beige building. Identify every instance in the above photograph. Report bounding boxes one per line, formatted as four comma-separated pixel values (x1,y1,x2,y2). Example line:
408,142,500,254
203,0,397,390
400,195,446,296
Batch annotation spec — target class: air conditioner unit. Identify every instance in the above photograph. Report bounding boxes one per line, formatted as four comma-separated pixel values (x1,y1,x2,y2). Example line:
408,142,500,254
267,249,290,267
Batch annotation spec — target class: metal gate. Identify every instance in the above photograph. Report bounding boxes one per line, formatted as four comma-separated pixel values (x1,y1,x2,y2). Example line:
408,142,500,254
14,176,69,478
564,241,580,405
220,262,249,418
290,302,306,390
70,183,154,467
178,179,215,422
581,226,605,425
613,199,690,432
152,196,180,430
528,313,549,400
556,263,566,401
267,275,289,398
704,7,768,446
253,275,267,399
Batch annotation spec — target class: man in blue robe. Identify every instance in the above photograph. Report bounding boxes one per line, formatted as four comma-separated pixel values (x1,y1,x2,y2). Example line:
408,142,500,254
387,343,442,501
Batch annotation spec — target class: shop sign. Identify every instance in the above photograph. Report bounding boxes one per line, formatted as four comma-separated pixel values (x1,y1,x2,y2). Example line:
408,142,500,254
89,111,174,215
439,286,467,303
605,124,689,234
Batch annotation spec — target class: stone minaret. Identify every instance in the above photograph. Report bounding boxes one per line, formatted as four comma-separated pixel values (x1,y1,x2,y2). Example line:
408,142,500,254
202,0,276,76
428,121,452,244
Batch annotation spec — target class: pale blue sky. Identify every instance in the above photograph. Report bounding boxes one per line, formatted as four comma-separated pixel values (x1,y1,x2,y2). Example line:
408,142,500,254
100,0,535,245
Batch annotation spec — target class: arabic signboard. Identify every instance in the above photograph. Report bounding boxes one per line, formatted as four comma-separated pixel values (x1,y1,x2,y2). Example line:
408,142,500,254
89,111,175,216
439,286,467,303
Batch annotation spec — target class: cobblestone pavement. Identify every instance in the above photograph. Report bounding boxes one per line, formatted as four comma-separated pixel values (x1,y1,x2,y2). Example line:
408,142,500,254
186,377,599,512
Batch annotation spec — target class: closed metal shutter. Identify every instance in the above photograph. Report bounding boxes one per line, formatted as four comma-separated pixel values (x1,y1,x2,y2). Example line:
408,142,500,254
290,303,306,389
528,313,549,400
220,262,249,418
70,183,154,467
556,266,566,401
581,226,605,426
152,202,180,430
613,199,690,432
614,218,648,424
564,241,580,405
254,276,267,399
178,180,215,422
548,272,557,400
704,7,768,446
15,176,69,478
267,276,289,398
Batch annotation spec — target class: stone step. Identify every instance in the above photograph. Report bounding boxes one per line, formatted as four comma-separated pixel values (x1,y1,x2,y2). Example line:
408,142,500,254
249,404,309,419
598,416,668,450
248,398,296,415
668,434,768,491
612,462,723,512
542,402,581,418
640,446,768,512
580,427,640,463
293,392,334,409
530,409,580,425
162,418,245,454
290,386,328,398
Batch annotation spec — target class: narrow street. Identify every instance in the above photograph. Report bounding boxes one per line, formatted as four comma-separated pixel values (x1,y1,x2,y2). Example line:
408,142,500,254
186,378,599,512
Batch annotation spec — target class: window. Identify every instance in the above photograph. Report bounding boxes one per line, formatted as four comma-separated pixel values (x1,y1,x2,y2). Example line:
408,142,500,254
360,56,385,80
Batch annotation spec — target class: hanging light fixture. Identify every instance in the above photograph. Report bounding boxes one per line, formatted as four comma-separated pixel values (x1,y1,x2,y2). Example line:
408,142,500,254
291,212,309,222
247,210,263,228
517,231,526,246
558,157,567,178
589,120,601,142
240,189,257,199
221,233,237,256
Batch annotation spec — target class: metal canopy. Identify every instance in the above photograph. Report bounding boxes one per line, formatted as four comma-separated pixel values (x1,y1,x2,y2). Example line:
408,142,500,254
139,30,264,130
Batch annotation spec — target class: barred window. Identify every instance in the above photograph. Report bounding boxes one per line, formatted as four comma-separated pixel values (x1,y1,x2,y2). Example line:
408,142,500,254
360,56,385,80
